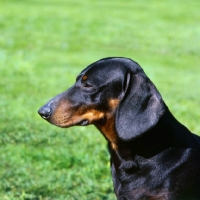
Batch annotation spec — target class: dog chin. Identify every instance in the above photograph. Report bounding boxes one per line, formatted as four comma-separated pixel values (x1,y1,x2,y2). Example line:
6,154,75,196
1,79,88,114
52,119,90,128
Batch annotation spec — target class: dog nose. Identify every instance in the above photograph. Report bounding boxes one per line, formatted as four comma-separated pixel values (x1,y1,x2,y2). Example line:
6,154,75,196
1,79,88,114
38,106,51,120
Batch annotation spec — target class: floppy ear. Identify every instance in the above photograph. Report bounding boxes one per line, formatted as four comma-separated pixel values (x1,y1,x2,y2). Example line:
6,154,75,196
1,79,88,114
116,73,166,141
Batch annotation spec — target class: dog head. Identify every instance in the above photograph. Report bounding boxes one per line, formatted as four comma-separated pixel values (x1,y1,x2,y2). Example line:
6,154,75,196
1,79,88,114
38,57,166,141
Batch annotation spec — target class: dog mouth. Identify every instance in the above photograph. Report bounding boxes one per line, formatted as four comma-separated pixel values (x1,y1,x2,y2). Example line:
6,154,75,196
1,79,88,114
54,119,90,128
76,119,89,126
47,108,105,128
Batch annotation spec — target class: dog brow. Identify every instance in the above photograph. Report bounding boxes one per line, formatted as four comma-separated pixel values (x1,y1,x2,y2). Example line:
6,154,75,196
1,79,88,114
76,74,82,81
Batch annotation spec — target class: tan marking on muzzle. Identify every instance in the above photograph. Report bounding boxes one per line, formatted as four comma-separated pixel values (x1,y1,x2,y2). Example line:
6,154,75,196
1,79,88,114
50,100,73,126
50,100,105,127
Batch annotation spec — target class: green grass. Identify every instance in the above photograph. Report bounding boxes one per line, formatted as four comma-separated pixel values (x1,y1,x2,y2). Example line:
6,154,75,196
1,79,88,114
0,0,200,199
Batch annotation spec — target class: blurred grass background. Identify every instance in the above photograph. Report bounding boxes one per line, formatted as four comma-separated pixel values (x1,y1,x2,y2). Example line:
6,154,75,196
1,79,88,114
0,0,200,199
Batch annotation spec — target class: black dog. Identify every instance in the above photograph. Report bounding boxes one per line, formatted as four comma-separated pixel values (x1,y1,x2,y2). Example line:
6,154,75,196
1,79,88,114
38,57,200,200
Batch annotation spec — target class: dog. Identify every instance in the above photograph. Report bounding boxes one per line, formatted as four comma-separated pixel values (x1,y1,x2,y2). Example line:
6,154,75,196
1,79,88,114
38,57,200,200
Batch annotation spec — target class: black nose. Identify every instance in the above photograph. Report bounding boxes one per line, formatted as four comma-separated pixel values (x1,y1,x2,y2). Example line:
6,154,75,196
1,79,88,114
38,106,51,120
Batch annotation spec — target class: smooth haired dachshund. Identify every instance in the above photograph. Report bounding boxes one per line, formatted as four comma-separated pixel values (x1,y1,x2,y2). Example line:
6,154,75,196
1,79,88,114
38,57,200,200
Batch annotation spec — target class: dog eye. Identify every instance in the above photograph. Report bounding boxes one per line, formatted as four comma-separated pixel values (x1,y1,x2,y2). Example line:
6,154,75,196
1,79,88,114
83,83,93,88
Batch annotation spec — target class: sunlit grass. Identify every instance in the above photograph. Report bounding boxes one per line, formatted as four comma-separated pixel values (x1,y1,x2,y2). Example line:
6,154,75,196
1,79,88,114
0,0,200,199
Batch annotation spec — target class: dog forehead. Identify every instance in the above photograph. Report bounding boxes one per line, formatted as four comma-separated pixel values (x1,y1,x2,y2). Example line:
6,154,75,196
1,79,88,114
83,65,124,83
77,57,144,83
83,57,143,74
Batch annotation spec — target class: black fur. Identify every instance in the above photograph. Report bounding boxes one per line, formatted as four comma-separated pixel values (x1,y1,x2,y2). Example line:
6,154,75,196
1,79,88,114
38,57,200,200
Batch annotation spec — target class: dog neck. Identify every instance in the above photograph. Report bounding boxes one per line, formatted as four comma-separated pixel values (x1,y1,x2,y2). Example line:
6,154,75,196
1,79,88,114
95,115,119,150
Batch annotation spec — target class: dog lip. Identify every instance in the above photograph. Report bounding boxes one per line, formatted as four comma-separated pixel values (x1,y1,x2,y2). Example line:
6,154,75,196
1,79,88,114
76,120,89,126
55,119,89,128
41,115,50,120
39,114,51,122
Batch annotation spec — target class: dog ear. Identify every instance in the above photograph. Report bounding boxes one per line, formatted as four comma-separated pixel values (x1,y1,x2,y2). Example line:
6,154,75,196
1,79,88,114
116,73,166,141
